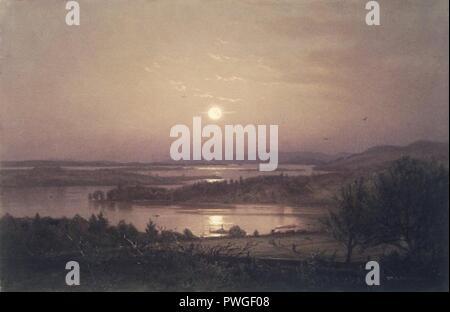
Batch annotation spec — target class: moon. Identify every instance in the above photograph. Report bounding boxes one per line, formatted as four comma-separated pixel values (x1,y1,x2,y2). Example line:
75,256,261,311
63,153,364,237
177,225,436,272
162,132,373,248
208,106,223,120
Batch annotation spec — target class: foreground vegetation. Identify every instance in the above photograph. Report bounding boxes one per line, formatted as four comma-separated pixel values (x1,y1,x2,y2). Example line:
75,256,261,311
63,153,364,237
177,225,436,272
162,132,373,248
0,216,447,290
325,157,449,266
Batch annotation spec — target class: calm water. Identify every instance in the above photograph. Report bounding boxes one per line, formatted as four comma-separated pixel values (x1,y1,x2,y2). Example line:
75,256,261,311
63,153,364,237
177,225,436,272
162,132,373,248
0,186,325,237
0,165,326,237
132,164,321,180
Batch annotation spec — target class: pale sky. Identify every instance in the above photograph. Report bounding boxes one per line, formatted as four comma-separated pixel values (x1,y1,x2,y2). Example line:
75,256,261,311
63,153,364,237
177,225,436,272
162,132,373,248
0,0,448,161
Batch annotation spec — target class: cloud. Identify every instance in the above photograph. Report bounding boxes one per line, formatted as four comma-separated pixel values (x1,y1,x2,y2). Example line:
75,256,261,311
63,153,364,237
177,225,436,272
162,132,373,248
194,90,243,103
207,53,237,62
194,93,214,98
0,0,447,160
216,96,242,103
215,38,230,45
169,80,187,92
215,75,246,82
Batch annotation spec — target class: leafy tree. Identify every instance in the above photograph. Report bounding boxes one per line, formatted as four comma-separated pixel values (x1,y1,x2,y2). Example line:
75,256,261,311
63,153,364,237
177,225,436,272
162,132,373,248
324,178,373,263
371,157,449,263
326,157,449,267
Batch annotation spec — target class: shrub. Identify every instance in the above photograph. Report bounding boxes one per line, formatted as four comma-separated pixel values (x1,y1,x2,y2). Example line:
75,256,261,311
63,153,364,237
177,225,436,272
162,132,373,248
160,230,183,243
183,228,197,240
229,225,246,238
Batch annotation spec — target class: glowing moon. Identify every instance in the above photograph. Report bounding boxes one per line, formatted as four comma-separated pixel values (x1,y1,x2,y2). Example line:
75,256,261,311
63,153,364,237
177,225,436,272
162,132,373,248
208,106,222,120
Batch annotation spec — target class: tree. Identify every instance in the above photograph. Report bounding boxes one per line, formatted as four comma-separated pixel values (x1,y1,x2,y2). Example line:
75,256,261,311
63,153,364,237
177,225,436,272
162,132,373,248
91,190,105,201
117,220,139,241
371,157,449,263
229,225,246,238
145,219,159,242
88,213,109,234
324,178,373,263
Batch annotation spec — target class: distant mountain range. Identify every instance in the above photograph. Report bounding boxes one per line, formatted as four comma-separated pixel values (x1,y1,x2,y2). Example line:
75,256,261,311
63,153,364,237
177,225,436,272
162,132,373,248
1,140,448,169
315,140,449,172
0,160,127,168
278,151,351,165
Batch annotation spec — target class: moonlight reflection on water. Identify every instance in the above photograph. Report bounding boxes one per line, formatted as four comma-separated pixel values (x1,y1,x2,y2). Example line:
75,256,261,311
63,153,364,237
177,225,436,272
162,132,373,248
0,165,326,237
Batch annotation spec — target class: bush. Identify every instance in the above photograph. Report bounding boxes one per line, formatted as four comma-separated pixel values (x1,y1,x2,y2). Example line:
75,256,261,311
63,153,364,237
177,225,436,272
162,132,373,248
183,228,197,240
160,230,184,243
229,225,246,238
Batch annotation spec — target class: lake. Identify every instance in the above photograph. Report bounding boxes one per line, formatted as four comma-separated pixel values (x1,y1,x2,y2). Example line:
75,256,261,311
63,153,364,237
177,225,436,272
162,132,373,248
0,164,327,237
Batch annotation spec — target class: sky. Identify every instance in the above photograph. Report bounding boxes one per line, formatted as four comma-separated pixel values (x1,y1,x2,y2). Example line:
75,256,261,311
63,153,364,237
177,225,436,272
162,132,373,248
0,0,448,161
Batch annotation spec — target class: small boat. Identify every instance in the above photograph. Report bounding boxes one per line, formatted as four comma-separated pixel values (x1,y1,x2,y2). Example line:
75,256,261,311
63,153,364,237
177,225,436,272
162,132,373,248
271,224,301,234
209,224,228,234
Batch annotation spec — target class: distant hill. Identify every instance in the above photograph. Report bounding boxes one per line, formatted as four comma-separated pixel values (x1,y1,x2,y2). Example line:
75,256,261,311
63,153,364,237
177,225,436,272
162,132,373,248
2,141,447,170
0,160,123,168
316,140,449,172
0,166,219,187
278,151,351,165
0,152,351,167
0,160,174,168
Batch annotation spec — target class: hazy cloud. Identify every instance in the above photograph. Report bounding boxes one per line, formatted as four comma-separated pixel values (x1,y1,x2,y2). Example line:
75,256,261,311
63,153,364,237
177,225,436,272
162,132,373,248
0,0,447,161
